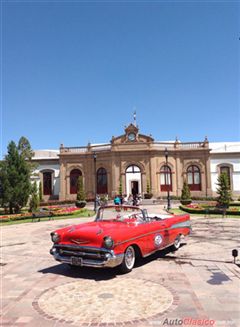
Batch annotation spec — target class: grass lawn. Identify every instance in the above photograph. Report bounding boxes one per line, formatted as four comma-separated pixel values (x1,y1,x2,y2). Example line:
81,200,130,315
0,209,95,226
170,208,240,218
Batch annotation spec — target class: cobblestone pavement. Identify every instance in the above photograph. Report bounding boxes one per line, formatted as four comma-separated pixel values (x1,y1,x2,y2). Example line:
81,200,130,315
1,205,240,327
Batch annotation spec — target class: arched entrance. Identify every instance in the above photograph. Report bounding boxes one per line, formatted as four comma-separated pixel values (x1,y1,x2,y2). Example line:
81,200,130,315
70,169,82,194
97,167,108,194
125,165,142,196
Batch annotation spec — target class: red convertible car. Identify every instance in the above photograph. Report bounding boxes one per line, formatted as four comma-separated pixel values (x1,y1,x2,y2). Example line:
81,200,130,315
50,205,191,273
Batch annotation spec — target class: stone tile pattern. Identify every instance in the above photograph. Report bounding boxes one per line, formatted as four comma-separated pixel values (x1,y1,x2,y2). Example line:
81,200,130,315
1,206,240,326
33,278,178,326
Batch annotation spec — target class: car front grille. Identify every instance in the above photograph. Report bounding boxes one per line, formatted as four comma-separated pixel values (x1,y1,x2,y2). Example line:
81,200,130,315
54,244,110,261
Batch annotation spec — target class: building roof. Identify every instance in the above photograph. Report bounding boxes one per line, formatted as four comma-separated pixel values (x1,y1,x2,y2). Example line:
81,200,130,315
209,142,240,153
33,150,59,159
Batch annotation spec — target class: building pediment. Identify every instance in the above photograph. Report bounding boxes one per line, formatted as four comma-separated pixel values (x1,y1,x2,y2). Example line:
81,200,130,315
111,124,154,145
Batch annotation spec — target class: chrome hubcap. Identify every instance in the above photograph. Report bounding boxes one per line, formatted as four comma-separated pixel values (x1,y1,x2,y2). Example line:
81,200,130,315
125,246,135,269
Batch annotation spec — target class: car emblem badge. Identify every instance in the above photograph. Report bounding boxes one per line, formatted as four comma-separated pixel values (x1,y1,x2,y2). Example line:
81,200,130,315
96,229,103,235
68,226,76,232
154,234,163,247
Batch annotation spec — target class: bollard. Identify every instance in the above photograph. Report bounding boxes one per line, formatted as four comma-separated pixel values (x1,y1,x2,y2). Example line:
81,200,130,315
232,249,238,264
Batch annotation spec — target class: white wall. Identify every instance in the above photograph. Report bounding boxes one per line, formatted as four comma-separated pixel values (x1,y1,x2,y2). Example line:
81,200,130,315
210,158,240,192
31,163,60,196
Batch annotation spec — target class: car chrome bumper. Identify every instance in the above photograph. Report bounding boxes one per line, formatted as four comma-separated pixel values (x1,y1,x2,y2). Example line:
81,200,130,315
50,247,124,268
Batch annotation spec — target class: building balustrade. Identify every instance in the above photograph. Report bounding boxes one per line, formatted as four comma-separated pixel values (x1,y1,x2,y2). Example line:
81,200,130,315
60,141,208,154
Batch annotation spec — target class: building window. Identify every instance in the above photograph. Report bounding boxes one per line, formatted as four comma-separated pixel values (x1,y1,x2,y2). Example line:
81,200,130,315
70,169,82,194
220,166,231,188
160,165,172,191
97,168,108,194
187,165,201,191
126,165,141,173
43,172,52,195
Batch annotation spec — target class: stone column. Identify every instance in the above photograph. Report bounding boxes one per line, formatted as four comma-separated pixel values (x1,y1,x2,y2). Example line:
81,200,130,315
175,156,182,197
59,162,66,201
150,155,157,197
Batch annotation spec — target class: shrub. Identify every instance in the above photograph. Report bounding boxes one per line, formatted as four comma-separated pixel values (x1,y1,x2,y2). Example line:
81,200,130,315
118,177,123,196
145,179,153,199
77,176,86,201
38,181,43,202
29,181,39,212
216,173,232,208
180,181,191,205
180,205,240,216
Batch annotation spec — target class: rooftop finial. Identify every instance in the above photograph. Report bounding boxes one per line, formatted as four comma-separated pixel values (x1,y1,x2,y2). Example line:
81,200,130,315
133,109,137,127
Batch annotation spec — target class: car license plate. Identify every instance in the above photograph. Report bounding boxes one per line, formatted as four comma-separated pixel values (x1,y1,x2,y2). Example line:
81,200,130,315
71,256,82,266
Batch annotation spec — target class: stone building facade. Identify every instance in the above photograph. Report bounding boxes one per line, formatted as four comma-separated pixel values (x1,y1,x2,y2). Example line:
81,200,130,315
32,124,240,202
57,124,212,201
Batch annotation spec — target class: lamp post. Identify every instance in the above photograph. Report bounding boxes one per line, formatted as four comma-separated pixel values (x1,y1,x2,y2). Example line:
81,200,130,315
93,152,97,212
164,147,171,211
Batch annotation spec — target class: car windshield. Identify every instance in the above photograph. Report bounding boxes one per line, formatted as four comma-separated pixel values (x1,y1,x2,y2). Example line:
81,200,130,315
96,206,145,223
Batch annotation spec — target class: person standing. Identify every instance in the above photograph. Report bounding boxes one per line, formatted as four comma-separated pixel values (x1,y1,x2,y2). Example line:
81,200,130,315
114,195,121,205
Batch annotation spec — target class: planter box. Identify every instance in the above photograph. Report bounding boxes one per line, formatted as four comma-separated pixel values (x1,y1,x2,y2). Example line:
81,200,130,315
180,199,192,205
75,201,87,208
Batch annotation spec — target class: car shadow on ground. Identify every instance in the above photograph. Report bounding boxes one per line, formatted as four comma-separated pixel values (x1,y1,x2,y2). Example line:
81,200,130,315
38,247,178,280
38,244,235,281
39,263,120,280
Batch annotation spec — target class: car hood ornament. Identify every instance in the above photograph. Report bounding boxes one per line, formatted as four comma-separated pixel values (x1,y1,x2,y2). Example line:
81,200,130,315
71,239,89,245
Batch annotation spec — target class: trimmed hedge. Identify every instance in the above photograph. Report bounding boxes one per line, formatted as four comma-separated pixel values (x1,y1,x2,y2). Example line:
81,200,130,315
180,205,240,216
157,196,218,201
229,202,240,207
0,208,91,222
40,200,76,206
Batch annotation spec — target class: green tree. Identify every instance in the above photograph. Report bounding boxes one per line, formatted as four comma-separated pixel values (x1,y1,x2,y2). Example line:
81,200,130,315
29,181,39,212
77,176,85,201
18,136,34,160
0,163,11,212
0,140,32,213
216,172,231,208
181,180,191,200
38,181,43,202
18,136,36,171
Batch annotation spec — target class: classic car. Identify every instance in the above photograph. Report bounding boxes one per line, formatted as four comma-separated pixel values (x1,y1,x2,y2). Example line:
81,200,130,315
50,205,191,273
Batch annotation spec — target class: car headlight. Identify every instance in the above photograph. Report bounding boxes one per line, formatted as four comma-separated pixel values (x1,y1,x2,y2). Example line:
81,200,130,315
51,232,60,243
103,236,114,248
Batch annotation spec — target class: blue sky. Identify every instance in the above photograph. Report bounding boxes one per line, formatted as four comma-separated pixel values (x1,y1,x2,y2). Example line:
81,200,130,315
1,0,239,157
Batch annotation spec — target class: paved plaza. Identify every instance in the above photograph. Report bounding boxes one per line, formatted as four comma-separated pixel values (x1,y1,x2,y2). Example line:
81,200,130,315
1,205,240,327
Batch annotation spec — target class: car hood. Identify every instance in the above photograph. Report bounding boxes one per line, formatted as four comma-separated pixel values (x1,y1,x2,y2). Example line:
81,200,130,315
55,221,135,247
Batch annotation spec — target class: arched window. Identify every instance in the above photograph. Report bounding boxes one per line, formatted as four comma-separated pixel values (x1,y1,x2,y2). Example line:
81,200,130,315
187,165,201,191
126,165,141,173
97,168,108,194
160,165,172,191
70,169,82,194
220,166,231,188
43,172,52,195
